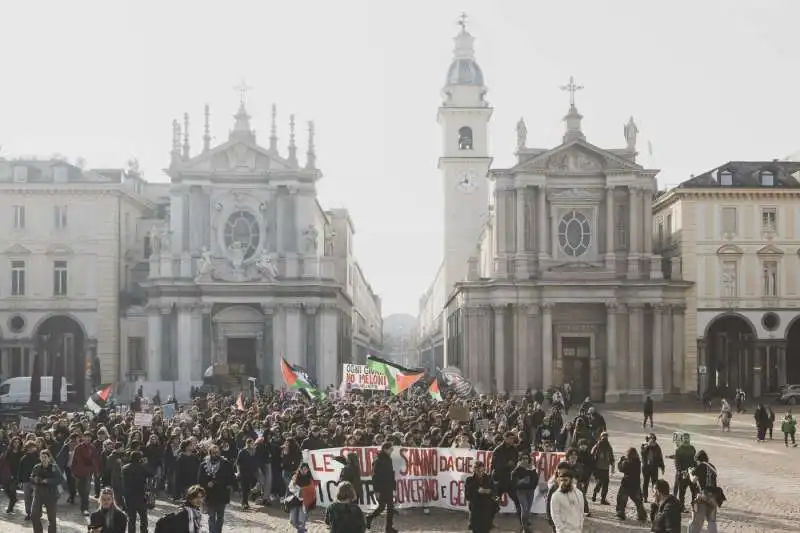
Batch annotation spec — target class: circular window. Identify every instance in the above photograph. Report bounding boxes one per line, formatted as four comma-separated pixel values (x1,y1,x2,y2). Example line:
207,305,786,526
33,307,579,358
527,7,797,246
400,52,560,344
558,210,592,257
9,315,25,333
762,312,780,332
224,210,260,260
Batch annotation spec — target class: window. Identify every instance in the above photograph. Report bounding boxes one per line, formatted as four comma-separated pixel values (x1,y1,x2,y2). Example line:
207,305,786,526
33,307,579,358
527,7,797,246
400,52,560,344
615,204,628,250
54,260,68,296
719,170,733,186
223,210,260,260
763,261,778,297
761,171,775,187
666,214,673,239
558,210,592,257
13,205,25,229
54,205,68,229
721,207,737,236
458,126,474,150
127,337,145,374
721,260,738,297
761,207,777,232
657,220,664,247
11,261,25,296
0,384,9,395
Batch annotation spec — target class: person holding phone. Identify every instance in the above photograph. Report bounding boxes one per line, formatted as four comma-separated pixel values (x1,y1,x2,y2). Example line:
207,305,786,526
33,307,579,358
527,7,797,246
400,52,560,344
88,487,127,533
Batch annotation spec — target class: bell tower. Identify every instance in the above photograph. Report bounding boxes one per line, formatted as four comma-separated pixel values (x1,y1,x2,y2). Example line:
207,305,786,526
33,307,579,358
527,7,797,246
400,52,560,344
438,14,493,296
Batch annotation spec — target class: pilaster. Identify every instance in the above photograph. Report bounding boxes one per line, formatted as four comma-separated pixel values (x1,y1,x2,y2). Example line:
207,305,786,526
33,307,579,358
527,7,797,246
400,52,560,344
260,303,275,386
176,302,193,388
627,186,640,279
145,304,166,381
513,304,532,393
492,304,506,394
303,304,319,381
628,303,644,395
527,304,542,390
671,304,685,393
605,300,619,401
476,305,492,394
604,186,616,270
284,303,303,367
514,186,530,278
651,304,665,398
541,302,554,391
537,186,549,268
317,303,339,389
643,187,653,254
189,304,203,381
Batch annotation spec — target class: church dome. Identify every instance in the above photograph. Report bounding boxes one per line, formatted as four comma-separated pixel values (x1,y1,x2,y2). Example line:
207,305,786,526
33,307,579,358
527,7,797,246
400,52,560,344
446,58,484,86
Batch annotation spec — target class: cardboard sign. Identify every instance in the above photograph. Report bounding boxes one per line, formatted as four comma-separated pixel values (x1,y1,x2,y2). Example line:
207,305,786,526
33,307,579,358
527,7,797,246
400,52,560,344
447,405,470,422
19,417,38,432
133,412,153,427
342,364,388,391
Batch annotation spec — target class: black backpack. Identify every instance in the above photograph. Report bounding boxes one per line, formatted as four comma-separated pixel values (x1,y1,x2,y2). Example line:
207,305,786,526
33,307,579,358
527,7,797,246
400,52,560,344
154,511,181,533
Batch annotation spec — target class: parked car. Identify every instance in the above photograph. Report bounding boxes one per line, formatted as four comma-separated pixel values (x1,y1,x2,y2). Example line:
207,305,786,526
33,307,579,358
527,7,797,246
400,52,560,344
0,376,68,404
778,384,800,405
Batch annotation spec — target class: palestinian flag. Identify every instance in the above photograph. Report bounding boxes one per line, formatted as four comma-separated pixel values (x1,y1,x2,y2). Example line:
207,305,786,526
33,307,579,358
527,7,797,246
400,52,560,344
281,358,325,400
366,354,425,395
85,384,113,414
428,379,442,401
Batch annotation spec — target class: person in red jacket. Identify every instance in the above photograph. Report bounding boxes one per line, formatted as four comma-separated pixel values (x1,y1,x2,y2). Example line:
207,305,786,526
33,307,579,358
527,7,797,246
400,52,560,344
71,432,97,516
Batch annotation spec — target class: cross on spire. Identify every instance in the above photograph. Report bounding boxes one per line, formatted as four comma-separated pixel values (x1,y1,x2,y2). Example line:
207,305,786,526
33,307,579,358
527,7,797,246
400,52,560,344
457,12,468,32
560,76,584,108
233,78,254,106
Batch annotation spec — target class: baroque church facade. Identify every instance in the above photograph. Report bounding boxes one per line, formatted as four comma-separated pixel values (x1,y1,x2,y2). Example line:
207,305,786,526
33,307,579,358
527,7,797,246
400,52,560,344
418,25,690,401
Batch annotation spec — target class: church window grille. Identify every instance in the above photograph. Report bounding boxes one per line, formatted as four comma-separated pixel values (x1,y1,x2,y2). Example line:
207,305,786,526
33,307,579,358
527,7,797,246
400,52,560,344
558,210,592,257
458,127,473,150
224,210,260,260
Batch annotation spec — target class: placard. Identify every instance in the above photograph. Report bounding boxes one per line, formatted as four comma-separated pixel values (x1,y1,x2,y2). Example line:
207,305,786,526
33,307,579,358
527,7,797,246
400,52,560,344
304,446,565,514
133,412,153,427
19,417,38,432
342,364,388,391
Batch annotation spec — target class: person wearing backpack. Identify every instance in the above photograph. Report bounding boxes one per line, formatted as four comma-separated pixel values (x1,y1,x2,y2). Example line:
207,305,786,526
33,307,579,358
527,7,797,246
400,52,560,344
325,481,366,533
154,484,205,533
688,450,720,533
781,412,797,447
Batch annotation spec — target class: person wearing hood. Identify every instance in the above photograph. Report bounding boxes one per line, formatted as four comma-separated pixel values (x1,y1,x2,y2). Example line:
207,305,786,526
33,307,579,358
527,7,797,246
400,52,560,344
641,433,665,501
325,481,366,533
366,442,397,533
337,452,363,503
649,479,681,533
286,463,315,533
88,487,127,533
198,444,235,533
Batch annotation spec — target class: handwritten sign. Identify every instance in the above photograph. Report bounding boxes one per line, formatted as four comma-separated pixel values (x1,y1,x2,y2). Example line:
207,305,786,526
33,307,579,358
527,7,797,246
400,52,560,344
342,364,388,391
133,412,153,427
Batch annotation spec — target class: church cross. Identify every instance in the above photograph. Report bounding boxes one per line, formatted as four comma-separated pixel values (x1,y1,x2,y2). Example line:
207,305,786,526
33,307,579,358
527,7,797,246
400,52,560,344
458,12,468,31
233,79,254,106
560,76,584,108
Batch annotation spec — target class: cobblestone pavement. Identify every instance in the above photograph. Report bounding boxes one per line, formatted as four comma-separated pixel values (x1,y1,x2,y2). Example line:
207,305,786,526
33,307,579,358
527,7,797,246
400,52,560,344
0,405,796,532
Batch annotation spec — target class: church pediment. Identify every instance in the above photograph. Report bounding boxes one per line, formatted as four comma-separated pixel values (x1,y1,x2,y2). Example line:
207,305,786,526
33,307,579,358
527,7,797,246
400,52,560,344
178,140,293,174
757,244,784,256
4,243,31,255
512,139,642,174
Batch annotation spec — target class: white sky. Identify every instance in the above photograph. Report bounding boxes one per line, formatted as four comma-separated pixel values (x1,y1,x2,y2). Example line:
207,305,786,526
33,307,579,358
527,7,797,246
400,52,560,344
1,1,798,316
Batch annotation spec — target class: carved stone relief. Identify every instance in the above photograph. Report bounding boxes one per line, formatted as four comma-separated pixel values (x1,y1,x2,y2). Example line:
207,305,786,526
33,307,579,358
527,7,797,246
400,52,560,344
547,150,603,172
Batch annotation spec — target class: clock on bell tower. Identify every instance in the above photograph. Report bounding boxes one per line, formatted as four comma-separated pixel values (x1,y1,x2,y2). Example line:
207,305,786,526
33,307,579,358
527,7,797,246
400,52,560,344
438,18,493,296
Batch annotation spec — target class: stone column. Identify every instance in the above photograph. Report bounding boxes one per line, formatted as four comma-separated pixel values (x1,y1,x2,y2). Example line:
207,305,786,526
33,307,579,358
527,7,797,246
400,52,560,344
542,303,554,391
537,187,549,263
643,188,653,254
477,305,492,394
169,190,184,255
465,306,479,382
697,339,708,397
528,305,542,390
514,304,530,394
493,186,509,277
318,304,339,389
284,303,303,366
627,186,640,278
0,348,9,378
605,300,619,401
303,304,319,378
605,186,615,270
190,306,203,381
177,304,193,390
272,305,286,388
672,305,685,393
260,304,275,386
146,307,162,381
652,304,665,398
515,187,529,278
628,304,644,395
777,344,787,387
493,305,506,394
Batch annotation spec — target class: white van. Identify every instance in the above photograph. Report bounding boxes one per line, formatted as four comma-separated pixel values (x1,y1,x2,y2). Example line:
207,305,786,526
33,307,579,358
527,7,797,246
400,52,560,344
0,376,68,404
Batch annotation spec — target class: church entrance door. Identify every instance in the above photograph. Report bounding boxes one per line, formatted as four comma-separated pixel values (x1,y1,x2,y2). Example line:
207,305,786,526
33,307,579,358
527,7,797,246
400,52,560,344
561,337,591,402
227,338,258,378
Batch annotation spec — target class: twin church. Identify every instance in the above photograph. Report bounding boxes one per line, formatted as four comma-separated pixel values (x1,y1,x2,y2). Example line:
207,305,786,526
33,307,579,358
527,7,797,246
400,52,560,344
417,23,690,401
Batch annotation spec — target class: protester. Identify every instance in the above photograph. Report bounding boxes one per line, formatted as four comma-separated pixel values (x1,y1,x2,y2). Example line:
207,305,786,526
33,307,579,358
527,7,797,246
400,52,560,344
88,487,128,533
285,463,315,533
643,395,654,429
365,441,397,532
640,433,665,501
324,481,366,533
688,450,721,533
30,449,62,533
549,466,584,533
511,454,539,533
121,450,151,533
465,460,496,533
649,479,681,533
781,411,797,447
199,444,235,533
615,447,647,522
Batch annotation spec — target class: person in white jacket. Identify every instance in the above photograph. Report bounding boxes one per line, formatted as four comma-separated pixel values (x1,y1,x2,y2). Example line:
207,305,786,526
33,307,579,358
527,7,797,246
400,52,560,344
549,468,585,533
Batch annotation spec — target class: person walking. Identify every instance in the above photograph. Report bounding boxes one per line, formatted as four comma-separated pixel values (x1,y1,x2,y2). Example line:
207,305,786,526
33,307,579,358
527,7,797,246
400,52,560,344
88,487,127,533
235,438,259,510
465,461,497,533
511,454,539,533
615,447,647,522
18,440,40,520
643,395,654,429
325,481,366,533
688,450,721,533
199,444,235,533
71,432,97,517
121,450,151,533
590,432,614,505
30,449,63,533
285,463,315,533
365,442,397,533
781,411,797,447
549,466,584,533
650,479,681,533
641,434,665,501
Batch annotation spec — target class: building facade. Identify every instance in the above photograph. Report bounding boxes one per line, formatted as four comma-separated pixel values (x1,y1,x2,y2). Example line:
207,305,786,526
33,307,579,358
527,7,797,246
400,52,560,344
0,159,154,398
418,25,690,401
654,161,800,397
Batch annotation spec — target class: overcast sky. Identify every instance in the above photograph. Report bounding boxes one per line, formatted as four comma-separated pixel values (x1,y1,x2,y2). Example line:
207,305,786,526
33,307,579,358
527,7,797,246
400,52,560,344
1,1,797,316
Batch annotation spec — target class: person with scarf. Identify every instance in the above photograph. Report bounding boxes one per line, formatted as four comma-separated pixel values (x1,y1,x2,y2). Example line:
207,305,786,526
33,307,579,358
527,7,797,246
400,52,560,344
465,460,497,533
198,444,235,533
286,463,315,533
159,484,205,533
236,437,259,510
88,487,127,533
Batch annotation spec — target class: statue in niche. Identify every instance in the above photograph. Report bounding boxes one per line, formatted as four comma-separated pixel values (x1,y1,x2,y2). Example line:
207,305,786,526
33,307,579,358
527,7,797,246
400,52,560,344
159,226,172,253
624,116,639,151
195,246,213,281
302,224,319,254
516,118,527,150
324,229,336,256
229,240,245,271
149,225,161,253
256,249,279,281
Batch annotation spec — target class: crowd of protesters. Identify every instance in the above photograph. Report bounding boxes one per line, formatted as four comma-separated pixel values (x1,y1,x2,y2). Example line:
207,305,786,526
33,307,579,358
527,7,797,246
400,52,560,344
0,382,740,533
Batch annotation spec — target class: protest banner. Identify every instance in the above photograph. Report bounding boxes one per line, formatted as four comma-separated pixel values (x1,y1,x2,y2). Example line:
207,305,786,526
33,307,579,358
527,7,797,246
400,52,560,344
342,364,388,391
303,446,565,514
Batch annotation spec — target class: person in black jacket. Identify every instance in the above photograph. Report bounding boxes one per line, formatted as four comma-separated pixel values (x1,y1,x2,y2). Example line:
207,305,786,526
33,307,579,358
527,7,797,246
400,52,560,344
236,438,259,510
198,444,235,533
175,440,200,502
18,441,40,520
365,442,396,533
325,481,366,533
465,461,497,533
643,395,655,428
121,450,151,533
30,449,63,533
88,487,127,533
300,426,327,451
511,455,538,533
491,431,521,517
337,452,363,503
616,447,647,522
649,479,681,533
641,433,665,501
